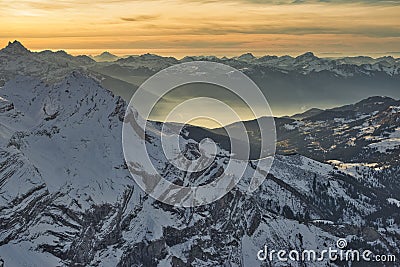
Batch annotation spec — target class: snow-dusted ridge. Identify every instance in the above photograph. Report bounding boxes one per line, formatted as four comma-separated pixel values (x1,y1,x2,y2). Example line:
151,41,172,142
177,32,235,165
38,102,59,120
2,41,399,79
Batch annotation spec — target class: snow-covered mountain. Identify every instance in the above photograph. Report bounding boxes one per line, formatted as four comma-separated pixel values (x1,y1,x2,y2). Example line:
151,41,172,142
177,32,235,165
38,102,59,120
107,50,400,77
92,52,119,62
2,41,399,117
0,42,399,266
276,96,400,163
0,41,95,83
90,49,400,116
2,41,399,82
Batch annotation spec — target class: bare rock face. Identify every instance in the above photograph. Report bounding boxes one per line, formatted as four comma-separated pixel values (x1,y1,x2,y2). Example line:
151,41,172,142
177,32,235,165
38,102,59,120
1,40,30,55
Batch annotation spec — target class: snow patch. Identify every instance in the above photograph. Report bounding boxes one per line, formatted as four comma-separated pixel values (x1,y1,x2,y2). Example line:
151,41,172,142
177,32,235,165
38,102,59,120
388,198,400,208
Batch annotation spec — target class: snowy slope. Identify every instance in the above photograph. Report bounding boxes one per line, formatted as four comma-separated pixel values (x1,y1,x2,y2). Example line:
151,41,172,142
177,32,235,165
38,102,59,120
0,43,399,266
0,41,94,83
0,73,398,266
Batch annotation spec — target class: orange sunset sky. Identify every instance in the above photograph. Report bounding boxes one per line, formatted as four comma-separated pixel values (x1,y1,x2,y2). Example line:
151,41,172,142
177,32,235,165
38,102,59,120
1,0,400,57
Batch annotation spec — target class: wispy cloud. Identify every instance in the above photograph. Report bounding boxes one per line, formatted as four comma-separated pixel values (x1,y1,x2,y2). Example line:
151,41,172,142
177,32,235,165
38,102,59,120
121,15,160,22
238,0,400,4
1,0,399,56
189,24,400,38
4,0,400,11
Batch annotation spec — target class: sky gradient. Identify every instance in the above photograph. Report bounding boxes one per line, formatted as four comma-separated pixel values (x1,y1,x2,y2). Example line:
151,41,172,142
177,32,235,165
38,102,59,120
1,0,400,57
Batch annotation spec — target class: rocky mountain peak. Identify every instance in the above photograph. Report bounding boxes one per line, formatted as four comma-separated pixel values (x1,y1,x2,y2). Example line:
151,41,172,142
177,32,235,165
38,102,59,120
296,51,317,60
237,52,256,61
360,95,395,103
2,40,30,55
93,51,119,62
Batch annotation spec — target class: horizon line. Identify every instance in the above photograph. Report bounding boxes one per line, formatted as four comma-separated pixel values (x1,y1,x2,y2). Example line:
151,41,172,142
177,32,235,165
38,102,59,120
2,40,400,60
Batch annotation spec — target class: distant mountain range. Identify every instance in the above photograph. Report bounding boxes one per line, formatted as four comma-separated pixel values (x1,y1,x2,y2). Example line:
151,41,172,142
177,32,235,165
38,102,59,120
2,40,399,119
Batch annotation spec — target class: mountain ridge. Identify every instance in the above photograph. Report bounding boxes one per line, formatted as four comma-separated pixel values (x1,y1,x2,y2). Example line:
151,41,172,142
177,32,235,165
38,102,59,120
1,40,400,125
2,40,399,65
92,51,119,62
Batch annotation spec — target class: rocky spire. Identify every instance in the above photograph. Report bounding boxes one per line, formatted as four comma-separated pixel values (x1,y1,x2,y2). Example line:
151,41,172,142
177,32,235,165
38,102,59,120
1,40,30,55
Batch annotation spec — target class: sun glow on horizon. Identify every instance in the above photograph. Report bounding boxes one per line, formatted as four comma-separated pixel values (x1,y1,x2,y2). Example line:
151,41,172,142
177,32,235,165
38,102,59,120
1,0,399,57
